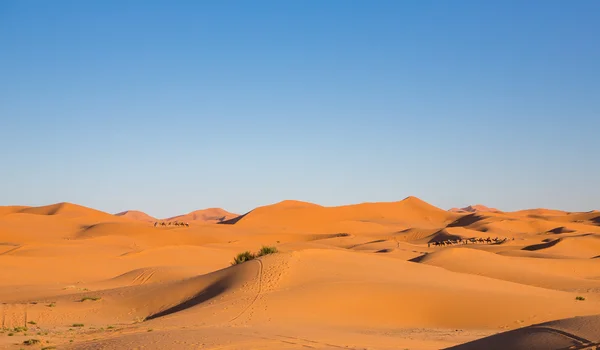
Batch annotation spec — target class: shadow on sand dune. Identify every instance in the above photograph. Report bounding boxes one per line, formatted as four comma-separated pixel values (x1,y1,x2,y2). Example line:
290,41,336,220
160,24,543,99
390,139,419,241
145,277,231,320
218,212,248,225
445,314,600,350
548,226,576,234
522,238,563,251
446,213,486,228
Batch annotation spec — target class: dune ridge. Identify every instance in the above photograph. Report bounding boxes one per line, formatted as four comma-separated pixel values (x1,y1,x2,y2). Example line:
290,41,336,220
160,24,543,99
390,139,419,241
1,196,599,349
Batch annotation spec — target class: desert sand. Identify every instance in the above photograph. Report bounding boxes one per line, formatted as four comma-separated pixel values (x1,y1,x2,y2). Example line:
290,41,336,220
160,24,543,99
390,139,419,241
1,197,599,349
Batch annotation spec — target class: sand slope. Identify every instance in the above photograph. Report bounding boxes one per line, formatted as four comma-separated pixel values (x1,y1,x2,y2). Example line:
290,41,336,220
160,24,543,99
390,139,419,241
166,208,239,224
445,314,600,350
114,210,157,222
1,198,600,349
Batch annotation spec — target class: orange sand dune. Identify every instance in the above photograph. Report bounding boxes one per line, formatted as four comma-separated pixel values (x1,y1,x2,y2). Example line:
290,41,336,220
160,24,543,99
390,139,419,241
2,197,600,349
114,210,157,222
0,205,30,217
522,234,600,259
226,196,459,233
415,247,600,291
18,202,119,220
449,204,500,213
446,314,600,350
165,207,239,224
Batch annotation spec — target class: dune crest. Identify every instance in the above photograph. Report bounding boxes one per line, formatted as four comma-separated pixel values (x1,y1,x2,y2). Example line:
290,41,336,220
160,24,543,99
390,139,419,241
165,208,239,224
115,210,157,222
449,204,500,213
1,197,600,349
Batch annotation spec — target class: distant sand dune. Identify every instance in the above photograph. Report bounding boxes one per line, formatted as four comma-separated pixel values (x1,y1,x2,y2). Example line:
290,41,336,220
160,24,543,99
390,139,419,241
1,198,599,349
115,210,157,222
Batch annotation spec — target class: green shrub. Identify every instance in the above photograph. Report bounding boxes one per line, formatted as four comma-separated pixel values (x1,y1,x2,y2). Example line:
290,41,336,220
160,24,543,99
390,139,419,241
27,321,36,325
232,251,255,265
257,246,278,257
576,296,586,301
72,323,84,327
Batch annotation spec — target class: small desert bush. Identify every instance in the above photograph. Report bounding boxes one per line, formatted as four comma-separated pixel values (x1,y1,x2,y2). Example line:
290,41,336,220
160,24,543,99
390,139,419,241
47,303,56,308
42,347,56,350
257,246,278,257
72,323,84,327
13,327,27,332
576,296,586,301
23,338,40,345
27,321,36,325
232,245,280,265
232,251,255,265
80,296,101,302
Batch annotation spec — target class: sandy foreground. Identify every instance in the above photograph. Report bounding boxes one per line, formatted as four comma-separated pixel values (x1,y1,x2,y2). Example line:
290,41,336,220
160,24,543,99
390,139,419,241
1,198,599,349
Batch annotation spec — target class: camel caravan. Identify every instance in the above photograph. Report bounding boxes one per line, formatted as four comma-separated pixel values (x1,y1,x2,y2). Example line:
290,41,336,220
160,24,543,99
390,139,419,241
428,236,511,248
154,221,189,227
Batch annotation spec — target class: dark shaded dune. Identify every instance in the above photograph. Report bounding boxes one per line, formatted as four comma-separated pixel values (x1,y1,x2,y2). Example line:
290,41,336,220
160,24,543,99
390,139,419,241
445,314,600,350
548,226,576,234
146,276,233,320
408,253,428,263
218,212,248,225
446,213,486,227
428,229,463,243
593,215,600,225
375,248,393,253
523,238,563,251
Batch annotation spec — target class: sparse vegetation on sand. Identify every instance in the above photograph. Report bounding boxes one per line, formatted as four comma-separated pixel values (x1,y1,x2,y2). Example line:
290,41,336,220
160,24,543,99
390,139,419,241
72,323,84,327
232,245,279,265
27,321,36,325
232,251,256,265
23,338,40,345
576,296,586,301
13,327,27,332
79,296,101,302
257,245,278,256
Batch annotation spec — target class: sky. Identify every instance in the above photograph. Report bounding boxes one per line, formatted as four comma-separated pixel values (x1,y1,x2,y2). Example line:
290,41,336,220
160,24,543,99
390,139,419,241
1,0,599,218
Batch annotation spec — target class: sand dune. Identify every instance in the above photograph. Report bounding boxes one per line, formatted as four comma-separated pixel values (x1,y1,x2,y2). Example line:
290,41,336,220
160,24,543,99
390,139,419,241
445,314,600,350
226,196,459,233
449,204,500,213
1,198,600,349
522,234,600,259
114,210,157,222
165,208,239,224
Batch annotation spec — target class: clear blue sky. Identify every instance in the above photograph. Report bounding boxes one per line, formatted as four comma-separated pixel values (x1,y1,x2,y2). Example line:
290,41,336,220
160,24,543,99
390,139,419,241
1,0,598,218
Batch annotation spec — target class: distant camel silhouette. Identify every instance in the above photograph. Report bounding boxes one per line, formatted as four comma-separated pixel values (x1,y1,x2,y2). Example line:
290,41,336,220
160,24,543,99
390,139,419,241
429,236,508,248
153,221,189,228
